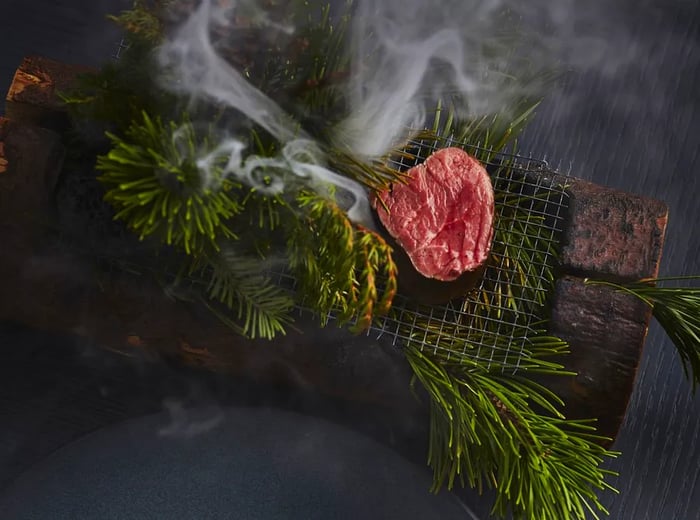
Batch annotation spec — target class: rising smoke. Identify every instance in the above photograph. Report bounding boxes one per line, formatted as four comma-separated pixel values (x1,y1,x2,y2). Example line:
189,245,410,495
158,398,225,438
158,0,377,224
155,0,639,214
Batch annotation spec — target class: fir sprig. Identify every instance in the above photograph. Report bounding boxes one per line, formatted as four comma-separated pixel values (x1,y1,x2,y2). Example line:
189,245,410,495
287,191,397,331
330,148,410,193
108,0,173,43
255,0,356,135
201,250,295,340
407,345,618,520
97,112,242,255
586,276,700,391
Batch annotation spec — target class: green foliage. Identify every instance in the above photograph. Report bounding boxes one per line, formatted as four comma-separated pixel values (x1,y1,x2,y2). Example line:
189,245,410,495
97,112,242,254
58,1,181,132
287,191,397,331
407,345,618,520
59,36,175,133
200,250,295,340
330,148,411,193
108,0,174,43
586,276,700,391
241,0,356,135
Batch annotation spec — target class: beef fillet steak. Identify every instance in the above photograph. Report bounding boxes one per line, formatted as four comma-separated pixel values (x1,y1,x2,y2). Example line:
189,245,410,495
374,147,495,303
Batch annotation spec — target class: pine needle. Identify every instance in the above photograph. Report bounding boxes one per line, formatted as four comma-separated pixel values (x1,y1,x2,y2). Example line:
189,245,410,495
406,345,618,520
201,250,295,340
286,191,397,330
97,111,242,255
586,276,700,391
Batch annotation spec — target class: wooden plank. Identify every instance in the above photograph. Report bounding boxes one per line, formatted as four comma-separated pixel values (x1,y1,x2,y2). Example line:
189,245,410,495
0,117,64,271
5,56,93,131
559,178,668,280
542,177,668,441
542,275,653,442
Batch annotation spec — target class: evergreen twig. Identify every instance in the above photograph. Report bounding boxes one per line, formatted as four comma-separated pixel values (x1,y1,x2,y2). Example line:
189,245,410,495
97,112,242,255
585,276,700,391
201,250,295,340
407,345,618,520
286,191,397,331
108,0,175,43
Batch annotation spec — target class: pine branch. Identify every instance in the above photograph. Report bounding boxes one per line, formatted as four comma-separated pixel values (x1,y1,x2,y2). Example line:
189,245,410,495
97,111,242,255
585,276,700,391
329,148,410,193
251,0,356,135
286,191,397,331
107,0,174,43
201,250,294,340
59,35,175,133
406,345,618,520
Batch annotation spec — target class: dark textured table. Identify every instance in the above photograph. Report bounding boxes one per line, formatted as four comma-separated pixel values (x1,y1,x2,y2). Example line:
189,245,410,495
520,2,700,518
1,1,698,519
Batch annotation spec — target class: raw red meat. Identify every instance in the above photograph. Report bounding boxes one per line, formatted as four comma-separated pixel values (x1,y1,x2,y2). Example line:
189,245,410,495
375,147,494,282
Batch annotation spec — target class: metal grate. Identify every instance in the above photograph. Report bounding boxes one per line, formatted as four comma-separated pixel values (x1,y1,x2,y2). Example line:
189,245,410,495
111,38,131,60
77,38,569,370
272,134,570,372
53,134,568,374
368,134,569,371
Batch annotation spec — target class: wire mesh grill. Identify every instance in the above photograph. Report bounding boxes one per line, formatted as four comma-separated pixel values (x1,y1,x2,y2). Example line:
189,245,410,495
270,133,570,372
52,127,568,374
100,36,569,370
367,134,569,371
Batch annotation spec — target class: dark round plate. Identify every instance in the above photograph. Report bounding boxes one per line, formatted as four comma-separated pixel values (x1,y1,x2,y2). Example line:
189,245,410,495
0,406,479,519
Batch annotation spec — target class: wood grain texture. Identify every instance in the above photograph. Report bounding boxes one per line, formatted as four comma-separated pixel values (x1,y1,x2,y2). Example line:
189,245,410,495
546,276,652,443
559,179,668,281
538,175,669,445
0,117,64,269
5,56,93,130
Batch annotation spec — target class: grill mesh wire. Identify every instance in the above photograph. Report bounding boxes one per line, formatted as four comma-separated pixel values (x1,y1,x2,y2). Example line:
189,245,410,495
93,37,570,371
376,134,569,371
53,129,569,372
274,133,570,372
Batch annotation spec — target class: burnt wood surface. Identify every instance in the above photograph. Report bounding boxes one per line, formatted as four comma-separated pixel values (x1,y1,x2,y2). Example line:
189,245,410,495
4,56,93,131
544,177,668,442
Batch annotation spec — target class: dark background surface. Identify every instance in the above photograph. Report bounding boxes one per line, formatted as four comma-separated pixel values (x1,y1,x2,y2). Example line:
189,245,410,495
1,0,699,518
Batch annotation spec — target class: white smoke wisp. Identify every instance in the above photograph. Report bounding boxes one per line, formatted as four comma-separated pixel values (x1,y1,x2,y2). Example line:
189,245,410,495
157,0,298,143
158,399,224,439
335,0,546,158
193,136,374,226
155,0,640,217
336,0,644,158
157,0,374,226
